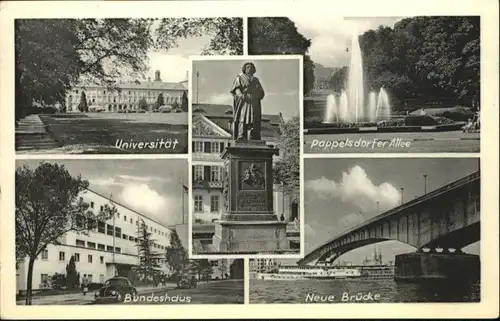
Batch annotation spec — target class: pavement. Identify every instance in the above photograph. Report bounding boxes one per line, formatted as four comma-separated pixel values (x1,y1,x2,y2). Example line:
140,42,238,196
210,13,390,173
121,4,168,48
15,115,60,151
16,283,176,305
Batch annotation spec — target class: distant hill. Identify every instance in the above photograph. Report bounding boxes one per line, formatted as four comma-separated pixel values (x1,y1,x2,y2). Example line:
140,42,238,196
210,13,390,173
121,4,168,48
314,63,338,82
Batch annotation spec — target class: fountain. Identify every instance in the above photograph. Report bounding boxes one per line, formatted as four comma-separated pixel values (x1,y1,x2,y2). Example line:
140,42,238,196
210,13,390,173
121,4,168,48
322,28,392,125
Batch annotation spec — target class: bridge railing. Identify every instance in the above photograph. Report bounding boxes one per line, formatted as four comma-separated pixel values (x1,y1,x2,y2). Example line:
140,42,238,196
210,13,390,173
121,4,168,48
305,171,480,257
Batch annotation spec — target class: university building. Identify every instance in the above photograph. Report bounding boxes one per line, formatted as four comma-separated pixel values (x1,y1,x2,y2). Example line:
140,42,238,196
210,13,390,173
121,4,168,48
65,70,188,112
16,188,175,294
191,104,300,252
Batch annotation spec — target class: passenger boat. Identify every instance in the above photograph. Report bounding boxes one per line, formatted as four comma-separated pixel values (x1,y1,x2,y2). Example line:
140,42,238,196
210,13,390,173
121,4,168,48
256,264,361,280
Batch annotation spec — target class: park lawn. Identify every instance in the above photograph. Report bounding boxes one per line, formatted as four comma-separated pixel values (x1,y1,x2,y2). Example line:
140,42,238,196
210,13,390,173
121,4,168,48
40,115,188,154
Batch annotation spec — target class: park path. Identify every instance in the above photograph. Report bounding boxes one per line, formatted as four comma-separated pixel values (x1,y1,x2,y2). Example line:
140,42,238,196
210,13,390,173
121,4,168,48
15,115,60,152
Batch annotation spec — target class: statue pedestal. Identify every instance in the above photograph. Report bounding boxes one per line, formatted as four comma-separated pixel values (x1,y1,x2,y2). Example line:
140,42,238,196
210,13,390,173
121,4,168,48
212,140,289,253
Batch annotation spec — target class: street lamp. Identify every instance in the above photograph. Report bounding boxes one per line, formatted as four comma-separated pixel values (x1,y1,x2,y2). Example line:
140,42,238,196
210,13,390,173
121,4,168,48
423,174,427,194
400,188,404,205
196,71,200,104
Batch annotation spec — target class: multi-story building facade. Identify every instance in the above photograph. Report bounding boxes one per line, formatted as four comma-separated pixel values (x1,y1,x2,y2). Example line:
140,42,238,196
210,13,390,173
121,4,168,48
65,70,188,112
16,188,174,294
191,104,300,252
249,259,279,274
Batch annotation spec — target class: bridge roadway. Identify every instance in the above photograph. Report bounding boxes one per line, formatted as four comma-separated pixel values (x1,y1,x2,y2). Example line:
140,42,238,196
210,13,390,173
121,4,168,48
298,171,480,266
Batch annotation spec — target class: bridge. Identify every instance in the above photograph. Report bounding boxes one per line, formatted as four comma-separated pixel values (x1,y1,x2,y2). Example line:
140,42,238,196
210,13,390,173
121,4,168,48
298,171,480,281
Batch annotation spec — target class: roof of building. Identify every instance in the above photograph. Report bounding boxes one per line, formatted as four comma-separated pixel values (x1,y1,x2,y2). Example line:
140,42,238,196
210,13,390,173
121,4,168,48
84,188,178,232
192,103,282,140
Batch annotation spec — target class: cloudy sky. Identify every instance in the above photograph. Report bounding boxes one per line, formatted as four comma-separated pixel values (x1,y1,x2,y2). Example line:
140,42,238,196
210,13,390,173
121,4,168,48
193,59,301,120
289,16,406,67
303,158,480,264
16,159,188,228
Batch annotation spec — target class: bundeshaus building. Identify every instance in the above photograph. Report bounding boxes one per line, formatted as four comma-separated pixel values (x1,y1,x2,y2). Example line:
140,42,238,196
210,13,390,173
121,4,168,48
16,188,174,294
191,103,300,252
65,70,188,112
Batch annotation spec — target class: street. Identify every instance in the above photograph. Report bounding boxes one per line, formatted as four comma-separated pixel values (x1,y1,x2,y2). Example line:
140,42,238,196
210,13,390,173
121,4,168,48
88,280,244,305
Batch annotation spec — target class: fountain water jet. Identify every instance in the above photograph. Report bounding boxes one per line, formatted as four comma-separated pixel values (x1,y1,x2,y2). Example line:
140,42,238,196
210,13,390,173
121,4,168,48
376,87,391,121
347,32,364,123
324,94,338,123
339,91,348,123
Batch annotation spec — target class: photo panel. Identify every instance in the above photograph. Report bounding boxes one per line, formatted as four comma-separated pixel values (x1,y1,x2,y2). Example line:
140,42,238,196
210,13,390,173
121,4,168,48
250,157,480,303
14,159,244,305
247,16,481,154
189,55,303,257
14,17,243,155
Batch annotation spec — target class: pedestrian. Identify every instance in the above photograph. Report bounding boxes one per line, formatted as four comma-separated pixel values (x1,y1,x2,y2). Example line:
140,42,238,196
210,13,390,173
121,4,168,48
81,274,89,296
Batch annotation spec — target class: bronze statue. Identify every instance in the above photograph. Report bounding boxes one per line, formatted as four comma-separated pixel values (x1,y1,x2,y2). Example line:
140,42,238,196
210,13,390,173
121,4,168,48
230,62,265,141
241,163,264,188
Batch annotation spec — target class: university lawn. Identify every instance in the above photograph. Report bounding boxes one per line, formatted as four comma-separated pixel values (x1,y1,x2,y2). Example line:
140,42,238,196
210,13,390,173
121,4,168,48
39,112,188,154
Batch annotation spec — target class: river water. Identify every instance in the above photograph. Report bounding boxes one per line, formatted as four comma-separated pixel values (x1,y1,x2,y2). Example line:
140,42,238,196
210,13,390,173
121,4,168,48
249,278,480,303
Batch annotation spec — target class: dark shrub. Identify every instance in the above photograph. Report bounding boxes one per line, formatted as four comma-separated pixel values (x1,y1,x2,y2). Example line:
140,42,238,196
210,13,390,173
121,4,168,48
404,115,438,126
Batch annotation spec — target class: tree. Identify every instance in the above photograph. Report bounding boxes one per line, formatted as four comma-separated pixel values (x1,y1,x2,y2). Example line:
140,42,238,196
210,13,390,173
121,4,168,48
273,116,300,202
248,17,315,95
65,255,80,289
138,98,148,111
15,162,116,304
165,230,188,278
136,221,163,284
218,259,228,279
156,18,243,55
15,19,154,122
181,91,188,112
77,91,88,112
155,93,164,109
328,66,348,93
199,259,213,281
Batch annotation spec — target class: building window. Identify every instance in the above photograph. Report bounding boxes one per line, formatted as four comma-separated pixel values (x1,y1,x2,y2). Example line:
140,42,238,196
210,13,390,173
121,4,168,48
194,141,204,153
194,195,203,212
115,227,121,238
41,249,48,260
115,247,121,253
79,197,83,203
87,242,96,249
210,195,220,213
76,239,85,247
106,224,114,236
123,234,128,240
88,255,93,263
100,205,103,212
130,218,133,224
194,165,204,180
124,215,127,221
106,246,113,252
41,274,49,284
98,222,105,234
210,142,220,153
74,253,80,262
87,274,93,282
129,236,134,241
100,274,104,283
210,166,221,182
59,251,65,261
100,256,104,264
90,201,94,208
98,244,105,251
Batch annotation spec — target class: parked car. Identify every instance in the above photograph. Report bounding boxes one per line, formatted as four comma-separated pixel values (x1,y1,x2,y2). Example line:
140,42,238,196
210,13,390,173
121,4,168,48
176,275,197,289
94,277,137,303
159,105,173,113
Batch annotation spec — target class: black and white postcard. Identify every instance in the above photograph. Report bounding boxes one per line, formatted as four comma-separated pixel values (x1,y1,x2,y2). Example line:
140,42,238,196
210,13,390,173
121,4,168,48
250,158,480,303
248,16,481,154
14,18,243,154
14,159,243,305
190,56,302,256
